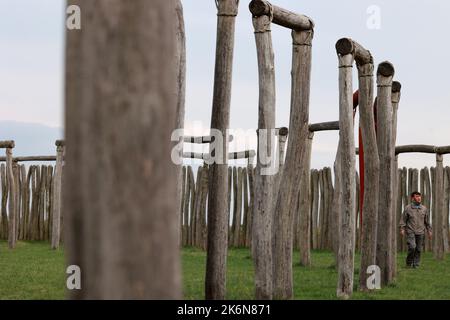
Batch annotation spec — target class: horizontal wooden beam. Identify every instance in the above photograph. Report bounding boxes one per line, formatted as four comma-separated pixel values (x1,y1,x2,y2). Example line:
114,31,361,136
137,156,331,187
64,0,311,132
335,38,372,66
356,145,450,155
183,135,234,144
183,150,256,161
309,121,339,132
182,152,209,161
0,156,58,162
396,145,450,155
0,141,15,149
228,150,256,160
249,0,314,31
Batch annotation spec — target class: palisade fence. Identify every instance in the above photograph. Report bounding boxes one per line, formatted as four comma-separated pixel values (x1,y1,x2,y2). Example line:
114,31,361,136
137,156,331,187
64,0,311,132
1,161,449,253
0,140,64,248
0,163,57,242
178,164,450,252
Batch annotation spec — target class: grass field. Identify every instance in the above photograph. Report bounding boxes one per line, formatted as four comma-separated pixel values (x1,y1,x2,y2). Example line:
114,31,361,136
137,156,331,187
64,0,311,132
1,241,449,299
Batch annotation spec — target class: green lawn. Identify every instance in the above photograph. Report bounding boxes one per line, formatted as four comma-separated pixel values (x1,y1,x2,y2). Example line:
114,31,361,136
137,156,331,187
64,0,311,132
1,241,449,299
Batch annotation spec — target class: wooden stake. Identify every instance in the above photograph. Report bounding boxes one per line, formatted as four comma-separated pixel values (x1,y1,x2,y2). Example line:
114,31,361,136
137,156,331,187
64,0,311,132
311,169,319,250
434,154,445,260
272,27,313,301
335,51,356,299
6,148,16,249
357,59,379,291
64,0,181,299
251,12,276,300
51,144,64,249
205,0,239,300
299,132,314,266
375,61,395,285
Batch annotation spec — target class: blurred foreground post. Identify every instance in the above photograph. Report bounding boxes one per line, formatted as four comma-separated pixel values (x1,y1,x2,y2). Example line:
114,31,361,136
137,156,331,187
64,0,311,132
64,0,181,299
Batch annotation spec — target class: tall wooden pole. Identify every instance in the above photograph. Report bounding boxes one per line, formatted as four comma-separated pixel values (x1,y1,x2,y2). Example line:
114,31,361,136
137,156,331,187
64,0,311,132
205,0,239,300
51,140,64,249
6,147,16,249
272,26,314,300
375,61,395,286
64,0,181,299
250,9,276,300
335,46,356,299
311,169,319,250
299,132,314,266
434,154,445,260
1,164,8,240
331,142,342,265
443,167,450,253
175,0,186,248
355,51,379,291
390,81,401,278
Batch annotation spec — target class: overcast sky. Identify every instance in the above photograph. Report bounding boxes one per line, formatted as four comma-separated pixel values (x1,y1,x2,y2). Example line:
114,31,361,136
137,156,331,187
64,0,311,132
1,0,450,169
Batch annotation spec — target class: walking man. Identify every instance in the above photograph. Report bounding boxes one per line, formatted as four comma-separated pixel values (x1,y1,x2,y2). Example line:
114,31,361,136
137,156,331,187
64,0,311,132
400,191,432,268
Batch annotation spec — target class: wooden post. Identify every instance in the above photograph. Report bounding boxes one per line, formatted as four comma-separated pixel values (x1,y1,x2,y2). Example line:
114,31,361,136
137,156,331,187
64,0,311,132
13,161,20,244
355,51,379,290
443,167,450,253
230,166,238,247
180,166,187,246
227,166,232,246
205,0,239,300
200,164,209,250
235,167,243,247
18,164,25,240
46,165,53,242
51,141,64,249
231,166,242,247
194,166,204,248
251,9,276,300
30,166,38,240
431,166,437,253
18,165,26,240
318,169,325,250
407,168,412,197
401,167,408,251
299,132,314,266
182,166,190,247
247,161,255,252
38,165,47,240
395,168,402,252
242,167,249,247
355,171,360,252
311,169,319,250
64,0,181,299
434,154,445,260
277,128,288,168
188,166,195,246
175,0,186,249
335,43,356,299
1,164,8,239
272,24,314,302
6,147,16,249
375,61,395,285
390,81,401,279
422,167,432,251
323,167,331,251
